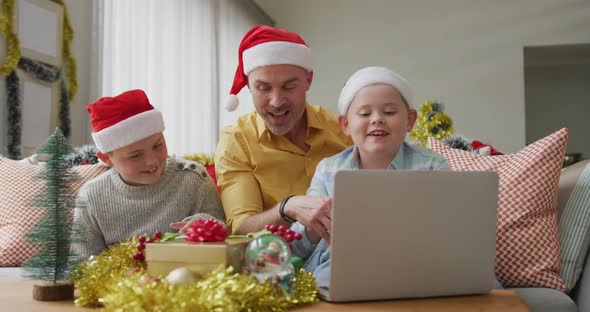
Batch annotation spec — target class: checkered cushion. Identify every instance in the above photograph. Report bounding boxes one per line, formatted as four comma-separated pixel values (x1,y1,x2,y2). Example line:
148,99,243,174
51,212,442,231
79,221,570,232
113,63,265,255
0,157,107,266
428,128,568,291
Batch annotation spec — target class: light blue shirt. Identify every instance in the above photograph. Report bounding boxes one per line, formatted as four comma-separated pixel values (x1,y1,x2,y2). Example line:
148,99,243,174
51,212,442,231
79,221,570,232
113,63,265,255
290,142,449,287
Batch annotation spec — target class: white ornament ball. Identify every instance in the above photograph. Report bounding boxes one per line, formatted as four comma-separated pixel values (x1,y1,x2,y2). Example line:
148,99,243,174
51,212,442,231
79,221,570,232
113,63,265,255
165,267,196,285
224,94,239,112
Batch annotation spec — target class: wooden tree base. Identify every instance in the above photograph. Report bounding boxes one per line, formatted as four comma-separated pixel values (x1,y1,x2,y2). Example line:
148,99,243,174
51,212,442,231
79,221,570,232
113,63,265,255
32,282,74,301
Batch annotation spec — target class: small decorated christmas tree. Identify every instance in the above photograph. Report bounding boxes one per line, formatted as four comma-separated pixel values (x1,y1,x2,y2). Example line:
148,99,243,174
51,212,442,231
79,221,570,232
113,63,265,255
23,128,80,301
409,100,454,146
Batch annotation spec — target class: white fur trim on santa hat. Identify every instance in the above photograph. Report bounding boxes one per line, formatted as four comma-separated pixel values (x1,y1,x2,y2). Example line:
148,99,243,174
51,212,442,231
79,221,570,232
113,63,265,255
338,66,414,115
243,41,312,75
92,109,165,153
224,94,239,112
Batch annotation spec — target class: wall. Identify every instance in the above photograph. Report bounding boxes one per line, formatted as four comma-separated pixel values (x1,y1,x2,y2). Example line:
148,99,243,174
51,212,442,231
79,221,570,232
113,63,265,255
525,44,590,159
0,0,93,156
3,1,588,155
255,0,590,153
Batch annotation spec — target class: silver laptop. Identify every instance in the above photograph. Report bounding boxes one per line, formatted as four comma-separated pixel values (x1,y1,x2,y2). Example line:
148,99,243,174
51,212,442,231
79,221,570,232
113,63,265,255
320,170,498,302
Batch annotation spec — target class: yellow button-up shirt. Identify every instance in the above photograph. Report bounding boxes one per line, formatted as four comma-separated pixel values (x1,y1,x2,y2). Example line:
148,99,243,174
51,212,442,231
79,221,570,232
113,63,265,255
215,103,351,233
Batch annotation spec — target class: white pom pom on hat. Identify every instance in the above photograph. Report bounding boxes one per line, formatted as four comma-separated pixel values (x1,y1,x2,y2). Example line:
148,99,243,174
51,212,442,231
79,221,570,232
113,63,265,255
224,94,239,112
337,66,414,115
224,25,313,112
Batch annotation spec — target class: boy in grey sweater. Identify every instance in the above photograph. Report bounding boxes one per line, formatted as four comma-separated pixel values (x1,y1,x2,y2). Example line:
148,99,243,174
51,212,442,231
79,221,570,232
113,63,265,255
72,89,224,260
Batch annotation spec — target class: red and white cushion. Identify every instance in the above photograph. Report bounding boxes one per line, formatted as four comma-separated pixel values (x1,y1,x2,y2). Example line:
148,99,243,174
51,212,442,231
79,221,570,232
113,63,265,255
0,158,107,266
428,128,568,291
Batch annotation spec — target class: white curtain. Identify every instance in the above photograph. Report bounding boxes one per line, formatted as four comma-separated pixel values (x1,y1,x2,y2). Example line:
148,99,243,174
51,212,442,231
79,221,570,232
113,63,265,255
217,0,266,129
98,0,271,155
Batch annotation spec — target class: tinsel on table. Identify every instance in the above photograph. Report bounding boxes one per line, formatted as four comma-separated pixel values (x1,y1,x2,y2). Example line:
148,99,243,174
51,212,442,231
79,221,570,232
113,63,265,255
72,238,145,308
73,238,318,311
101,267,317,312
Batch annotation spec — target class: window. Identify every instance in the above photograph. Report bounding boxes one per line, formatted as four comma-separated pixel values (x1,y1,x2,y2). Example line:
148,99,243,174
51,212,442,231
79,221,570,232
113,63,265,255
96,0,272,155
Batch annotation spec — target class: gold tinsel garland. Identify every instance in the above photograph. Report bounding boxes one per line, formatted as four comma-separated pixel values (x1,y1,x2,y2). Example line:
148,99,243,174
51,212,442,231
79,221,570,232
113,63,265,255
72,238,146,307
53,0,78,101
409,100,454,146
183,153,215,166
0,0,78,99
74,239,319,310
0,0,20,76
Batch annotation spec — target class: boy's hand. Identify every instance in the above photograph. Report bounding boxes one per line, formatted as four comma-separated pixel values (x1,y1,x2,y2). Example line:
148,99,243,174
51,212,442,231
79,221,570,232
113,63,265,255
173,216,226,234
285,195,332,244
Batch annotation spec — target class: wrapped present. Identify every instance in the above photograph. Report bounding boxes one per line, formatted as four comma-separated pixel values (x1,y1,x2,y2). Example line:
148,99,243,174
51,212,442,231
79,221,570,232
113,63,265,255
145,237,250,277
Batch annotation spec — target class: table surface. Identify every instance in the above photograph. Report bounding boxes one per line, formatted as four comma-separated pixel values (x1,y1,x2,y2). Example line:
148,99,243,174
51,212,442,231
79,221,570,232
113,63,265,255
0,276,529,311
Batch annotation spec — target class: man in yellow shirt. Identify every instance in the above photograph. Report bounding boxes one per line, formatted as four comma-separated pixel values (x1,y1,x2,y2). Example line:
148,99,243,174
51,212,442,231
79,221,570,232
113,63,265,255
215,25,350,242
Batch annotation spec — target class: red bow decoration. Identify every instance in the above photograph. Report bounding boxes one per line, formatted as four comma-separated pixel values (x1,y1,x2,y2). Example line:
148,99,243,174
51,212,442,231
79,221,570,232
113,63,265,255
185,218,228,242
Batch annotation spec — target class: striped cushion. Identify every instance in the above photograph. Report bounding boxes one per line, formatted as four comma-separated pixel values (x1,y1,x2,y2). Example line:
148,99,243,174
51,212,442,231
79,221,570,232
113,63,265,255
559,160,590,290
0,157,107,266
428,128,568,291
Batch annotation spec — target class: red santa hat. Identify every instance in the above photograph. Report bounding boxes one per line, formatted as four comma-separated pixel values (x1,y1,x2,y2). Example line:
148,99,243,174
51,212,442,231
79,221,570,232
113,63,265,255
224,25,313,112
87,89,165,153
338,66,414,115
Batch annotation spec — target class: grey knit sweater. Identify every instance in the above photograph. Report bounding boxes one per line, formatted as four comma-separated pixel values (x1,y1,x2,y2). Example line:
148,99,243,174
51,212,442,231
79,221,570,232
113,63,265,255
72,157,225,260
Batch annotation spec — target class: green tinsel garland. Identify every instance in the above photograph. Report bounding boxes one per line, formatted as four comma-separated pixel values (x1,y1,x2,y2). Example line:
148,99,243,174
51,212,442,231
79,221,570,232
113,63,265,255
59,79,71,138
18,58,62,82
0,0,20,76
6,71,20,159
5,58,71,159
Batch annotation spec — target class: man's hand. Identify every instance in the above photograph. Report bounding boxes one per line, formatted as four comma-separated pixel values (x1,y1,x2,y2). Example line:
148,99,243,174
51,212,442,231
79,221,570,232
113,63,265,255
285,195,332,244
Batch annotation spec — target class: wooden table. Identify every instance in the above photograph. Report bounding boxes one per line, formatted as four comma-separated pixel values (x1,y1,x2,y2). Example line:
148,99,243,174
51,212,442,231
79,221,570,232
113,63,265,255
0,277,529,311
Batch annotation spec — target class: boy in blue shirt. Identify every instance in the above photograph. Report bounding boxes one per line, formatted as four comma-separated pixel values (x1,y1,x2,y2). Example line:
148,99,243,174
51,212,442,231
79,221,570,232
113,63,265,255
291,66,502,289
72,90,224,260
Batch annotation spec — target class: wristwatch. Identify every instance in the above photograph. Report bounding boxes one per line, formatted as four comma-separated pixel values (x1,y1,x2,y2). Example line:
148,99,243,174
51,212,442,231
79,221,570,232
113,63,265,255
279,195,297,223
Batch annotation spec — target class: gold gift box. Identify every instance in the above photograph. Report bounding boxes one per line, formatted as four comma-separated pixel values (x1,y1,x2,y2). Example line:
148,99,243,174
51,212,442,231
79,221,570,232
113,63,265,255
145,238,250,277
